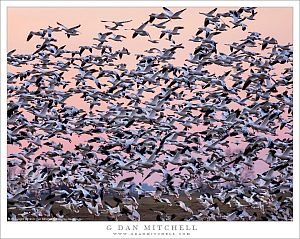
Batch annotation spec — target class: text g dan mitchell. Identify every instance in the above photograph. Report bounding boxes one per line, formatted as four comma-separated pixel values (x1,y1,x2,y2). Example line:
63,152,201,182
106,224,198,231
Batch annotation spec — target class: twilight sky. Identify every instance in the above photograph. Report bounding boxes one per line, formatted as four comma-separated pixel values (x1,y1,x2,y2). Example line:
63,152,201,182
8,7,292,56
7,7,293,183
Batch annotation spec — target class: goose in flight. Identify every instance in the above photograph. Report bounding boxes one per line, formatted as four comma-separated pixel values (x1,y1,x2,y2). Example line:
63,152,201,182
101,19,132,27
109,34,126,42
149,7,186,22
126,21,150,38
199,8,218,17
151,19,171,29
104,202,121,220
261,37,278,50
111,177,135,192
162,7,186,20
134,150,156,168
175,200,193,214
229,17,247,31
274,147,292,160
27,26,61,41
248,115,276,133
93,32,112,43
56,22,81,38
26,30,47,41
160,26,184,41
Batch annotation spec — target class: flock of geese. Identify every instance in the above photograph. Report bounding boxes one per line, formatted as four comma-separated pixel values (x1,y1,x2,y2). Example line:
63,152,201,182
7,7,293,221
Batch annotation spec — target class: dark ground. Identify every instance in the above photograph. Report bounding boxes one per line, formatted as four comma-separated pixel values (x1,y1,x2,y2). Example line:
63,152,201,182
7,192,292,221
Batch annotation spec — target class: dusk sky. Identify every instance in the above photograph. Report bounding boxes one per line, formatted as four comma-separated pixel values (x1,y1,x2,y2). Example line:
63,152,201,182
8,7,292,52
7,7,293,183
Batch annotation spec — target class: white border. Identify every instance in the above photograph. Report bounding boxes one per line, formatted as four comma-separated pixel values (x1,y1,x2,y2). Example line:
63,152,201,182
1,1,299,239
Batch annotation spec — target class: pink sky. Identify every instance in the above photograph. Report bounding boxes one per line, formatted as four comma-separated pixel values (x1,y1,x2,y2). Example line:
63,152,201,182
8,7,292,57
7,7,293,183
